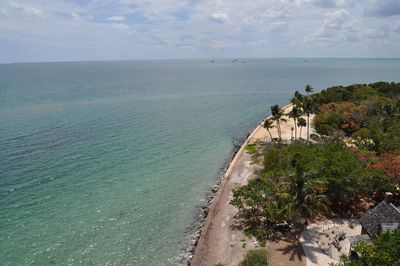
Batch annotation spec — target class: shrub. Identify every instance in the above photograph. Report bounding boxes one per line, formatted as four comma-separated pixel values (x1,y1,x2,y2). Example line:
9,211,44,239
239,249,269,266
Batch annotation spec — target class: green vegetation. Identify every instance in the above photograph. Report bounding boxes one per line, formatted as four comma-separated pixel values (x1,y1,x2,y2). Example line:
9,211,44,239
312,82,400,154
270,104,287,141
239,249,269,266
263,118,274,141
245,144,257,155
334,230,400,266
288,106,302,140
230,82,400,244
231,142,394,242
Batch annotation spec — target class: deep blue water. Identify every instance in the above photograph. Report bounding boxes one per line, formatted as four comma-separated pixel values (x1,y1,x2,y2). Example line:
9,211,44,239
1,59,400,265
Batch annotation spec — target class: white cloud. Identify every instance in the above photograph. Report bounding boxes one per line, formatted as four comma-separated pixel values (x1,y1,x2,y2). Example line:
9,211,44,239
311,9,357,41
112,23,130,31
208,12,229,24
262,9,288,19
269,21,289,32
106,16,126,22
300,0,338,8
394,21,400,32
1,0,400,62
9,1,45,17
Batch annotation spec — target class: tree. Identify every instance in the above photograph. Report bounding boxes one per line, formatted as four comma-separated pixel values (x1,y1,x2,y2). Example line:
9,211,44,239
303,98,315,141
297,117,306,139
263,118,274,141
278,157,328,223
291,90,304,108
334,230,400,266
270,105,287,141
305,84,314,95
288,106,302,140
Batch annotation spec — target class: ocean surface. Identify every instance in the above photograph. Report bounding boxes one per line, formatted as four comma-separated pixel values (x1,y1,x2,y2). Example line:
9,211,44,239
1,58,400,265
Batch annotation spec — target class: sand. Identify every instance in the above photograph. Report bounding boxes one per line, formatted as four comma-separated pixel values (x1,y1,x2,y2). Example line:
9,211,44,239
191,104,315,266
300,219,361,266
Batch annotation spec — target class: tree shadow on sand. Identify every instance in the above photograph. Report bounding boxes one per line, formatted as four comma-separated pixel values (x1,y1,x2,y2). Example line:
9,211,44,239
271,229,307,263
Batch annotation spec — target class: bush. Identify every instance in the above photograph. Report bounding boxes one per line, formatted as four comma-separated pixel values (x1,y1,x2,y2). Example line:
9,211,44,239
334,230,400,266
239,249,269,266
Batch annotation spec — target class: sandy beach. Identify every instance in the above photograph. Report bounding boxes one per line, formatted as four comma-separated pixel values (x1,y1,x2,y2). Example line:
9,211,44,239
191,104,315,266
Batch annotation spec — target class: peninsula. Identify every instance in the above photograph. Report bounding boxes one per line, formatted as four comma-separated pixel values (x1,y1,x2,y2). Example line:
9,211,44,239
191,82,400,266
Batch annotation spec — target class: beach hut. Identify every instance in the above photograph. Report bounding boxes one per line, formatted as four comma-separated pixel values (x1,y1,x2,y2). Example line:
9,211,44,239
359,192,400,239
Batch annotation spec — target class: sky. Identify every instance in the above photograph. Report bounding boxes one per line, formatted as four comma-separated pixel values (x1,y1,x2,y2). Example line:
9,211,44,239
1,0,400,63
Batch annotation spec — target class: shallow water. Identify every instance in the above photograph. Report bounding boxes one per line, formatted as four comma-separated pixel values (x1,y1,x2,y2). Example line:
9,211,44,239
1,59,400,265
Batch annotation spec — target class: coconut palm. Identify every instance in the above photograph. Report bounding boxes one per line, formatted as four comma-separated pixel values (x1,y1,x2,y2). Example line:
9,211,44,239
303,98,314,141
288,106,302,140
270,105,287,141
305,84,314,95
278,160,328,223
291,90,304,108
263,118,274,141
297,117,306,139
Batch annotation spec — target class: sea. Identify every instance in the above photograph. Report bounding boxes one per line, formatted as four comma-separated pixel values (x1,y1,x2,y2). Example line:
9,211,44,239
1,58,400,265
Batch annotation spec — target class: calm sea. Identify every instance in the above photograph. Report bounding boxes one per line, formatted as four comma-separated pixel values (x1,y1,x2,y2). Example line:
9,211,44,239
1,59,400,265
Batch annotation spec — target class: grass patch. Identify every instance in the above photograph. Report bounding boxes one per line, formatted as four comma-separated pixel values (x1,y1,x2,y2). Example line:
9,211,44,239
246,144,257,155
239,249,269,266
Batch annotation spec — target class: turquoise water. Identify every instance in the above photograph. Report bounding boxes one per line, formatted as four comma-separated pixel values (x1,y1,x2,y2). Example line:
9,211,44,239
1,59,400,265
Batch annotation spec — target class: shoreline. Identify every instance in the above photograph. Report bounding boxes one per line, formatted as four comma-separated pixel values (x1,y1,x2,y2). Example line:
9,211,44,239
189,103,297,265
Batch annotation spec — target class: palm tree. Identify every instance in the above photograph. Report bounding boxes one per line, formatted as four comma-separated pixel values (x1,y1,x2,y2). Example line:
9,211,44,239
288,106,302,140
278,159,328,224
303,98,314,141
291,91,304,108
297,117,306,139
305,84,314,95
263,118,274,141
270,105,287,141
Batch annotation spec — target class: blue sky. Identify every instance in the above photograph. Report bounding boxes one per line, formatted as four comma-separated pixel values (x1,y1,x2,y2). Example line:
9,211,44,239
1,0,400,63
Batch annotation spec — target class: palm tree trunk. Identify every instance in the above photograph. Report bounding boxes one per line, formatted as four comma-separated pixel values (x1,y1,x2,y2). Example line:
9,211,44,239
267,129,273,141
277,120,282,141
307,114,310,140
293,118,297,140
299,126,302,139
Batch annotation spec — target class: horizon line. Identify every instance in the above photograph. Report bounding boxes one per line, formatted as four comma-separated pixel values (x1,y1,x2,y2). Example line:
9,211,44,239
2,57,400,65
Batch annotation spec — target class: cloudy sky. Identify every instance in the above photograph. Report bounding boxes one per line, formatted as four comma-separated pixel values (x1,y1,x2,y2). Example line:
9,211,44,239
1,0,400,63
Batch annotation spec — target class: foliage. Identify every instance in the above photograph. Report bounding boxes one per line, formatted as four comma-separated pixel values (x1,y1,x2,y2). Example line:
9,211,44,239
371,152,400,181
239,249,269,266
246,144,257,155
231,82,400,246
270,105,287,141
334,230,400,266
263,118,274,140
312,82,400,154
288,106,303,140
230,142,394,241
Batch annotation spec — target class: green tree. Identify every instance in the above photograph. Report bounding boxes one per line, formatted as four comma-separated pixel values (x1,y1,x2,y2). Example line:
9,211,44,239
305,84,314,95
278,157,328,223
270,105,287,141
263,118,274,141
334,230,400,266
297,117,307,139
303,98,315,140
288,106,302,140
291,90,304,108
